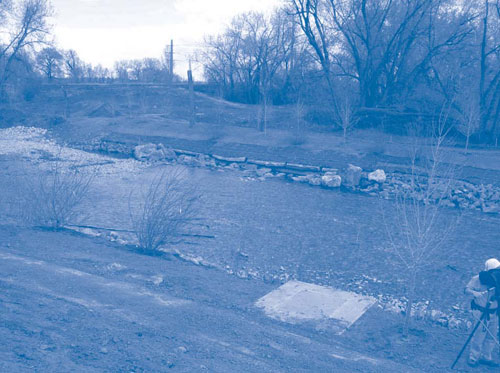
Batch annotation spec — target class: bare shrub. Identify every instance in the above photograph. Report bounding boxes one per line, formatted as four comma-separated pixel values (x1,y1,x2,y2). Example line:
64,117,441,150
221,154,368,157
129,168,199,251
18,161,95,229
292,99,306,145
336,95,359,140
455,95,480,153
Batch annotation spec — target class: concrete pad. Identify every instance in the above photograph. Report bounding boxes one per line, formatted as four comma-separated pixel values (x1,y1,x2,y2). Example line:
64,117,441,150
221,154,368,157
256,280,376,334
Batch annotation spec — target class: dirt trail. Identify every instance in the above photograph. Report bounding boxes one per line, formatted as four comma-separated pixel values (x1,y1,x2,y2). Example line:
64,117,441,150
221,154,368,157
0,226,419,372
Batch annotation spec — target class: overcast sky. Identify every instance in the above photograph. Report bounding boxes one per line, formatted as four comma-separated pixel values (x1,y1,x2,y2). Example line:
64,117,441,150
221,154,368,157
51,0,283,78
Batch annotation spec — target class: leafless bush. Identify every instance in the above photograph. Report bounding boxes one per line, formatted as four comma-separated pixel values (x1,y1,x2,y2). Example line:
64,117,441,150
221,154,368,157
18,161,95,229
287,99,307,146
336,95,359,140
455,94,480,153
129,168,199,251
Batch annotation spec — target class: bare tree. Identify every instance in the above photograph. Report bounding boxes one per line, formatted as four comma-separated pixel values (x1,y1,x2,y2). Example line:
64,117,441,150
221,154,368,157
289,0,337,104
251,11,296,132
203,29,242,101
0,0,52,94
293,96,305,141
141,57,163,82
478,0,500,139
129,59,143,81
455,93,480,153
383,104,459,336
114,60,130,82
36,47,62,80
290,0,476,109
336,94,359,140
129,169,200,252
64,49,83,82
202,8,302,118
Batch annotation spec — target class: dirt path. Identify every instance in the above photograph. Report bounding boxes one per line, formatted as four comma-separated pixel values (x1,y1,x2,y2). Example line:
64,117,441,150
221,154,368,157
0,226,418,372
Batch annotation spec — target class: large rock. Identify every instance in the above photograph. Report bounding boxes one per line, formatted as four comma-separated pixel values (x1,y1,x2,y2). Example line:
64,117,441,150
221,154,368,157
134,143,176,162
368,169,386,183
291,175,309,183
306,174,322,186
256,167,272,177
482,203,500,214
321,172,341,188
343,164,362,187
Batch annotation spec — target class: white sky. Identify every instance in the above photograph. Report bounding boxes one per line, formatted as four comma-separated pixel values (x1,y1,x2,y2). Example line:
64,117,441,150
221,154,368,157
51,0,283,79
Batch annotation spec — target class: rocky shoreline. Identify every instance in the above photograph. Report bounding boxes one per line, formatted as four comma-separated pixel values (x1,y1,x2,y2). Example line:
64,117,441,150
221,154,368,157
90,139,500,216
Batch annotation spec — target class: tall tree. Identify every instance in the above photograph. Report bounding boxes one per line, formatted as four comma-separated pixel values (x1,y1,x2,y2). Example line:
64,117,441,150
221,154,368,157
114,60,130,82
64,49,83,82
202,9,301,112
290,0,476,109
0,0,51,93
36,47,62,80
478,0,500,139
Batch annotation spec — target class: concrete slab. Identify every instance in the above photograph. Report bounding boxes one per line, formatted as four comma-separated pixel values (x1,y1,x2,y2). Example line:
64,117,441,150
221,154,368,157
256,280,376,334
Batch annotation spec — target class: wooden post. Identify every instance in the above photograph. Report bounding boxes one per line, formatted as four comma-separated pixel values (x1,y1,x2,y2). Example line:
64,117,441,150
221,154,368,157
62,86,70,119
187,60,195,126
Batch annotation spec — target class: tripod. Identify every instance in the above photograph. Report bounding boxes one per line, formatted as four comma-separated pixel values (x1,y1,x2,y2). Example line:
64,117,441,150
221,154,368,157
451,293,499,369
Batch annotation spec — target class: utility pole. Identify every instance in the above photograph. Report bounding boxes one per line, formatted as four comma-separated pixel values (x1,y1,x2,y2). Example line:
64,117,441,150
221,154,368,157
169,39,174,84
187,59,195,126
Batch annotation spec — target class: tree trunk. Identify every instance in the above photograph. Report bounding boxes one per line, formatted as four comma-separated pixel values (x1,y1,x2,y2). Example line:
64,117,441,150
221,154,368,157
403,269,417,337
259,95,267,132
479,0,489,136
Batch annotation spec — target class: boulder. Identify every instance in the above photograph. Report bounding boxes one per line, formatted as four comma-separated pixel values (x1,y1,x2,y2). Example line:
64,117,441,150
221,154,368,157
321,173,341,188
482,203,500,214
256,167,272,177
368,169,386,183
343,164,362,187
134,143,176,162
159,144,177,160
306,174,322,186
291,175,309,183
178,155,196,166
360,184,380,193
491,192,500,202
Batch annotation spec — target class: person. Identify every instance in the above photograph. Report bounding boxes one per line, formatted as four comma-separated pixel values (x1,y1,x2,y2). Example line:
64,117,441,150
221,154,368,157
465,258,500,367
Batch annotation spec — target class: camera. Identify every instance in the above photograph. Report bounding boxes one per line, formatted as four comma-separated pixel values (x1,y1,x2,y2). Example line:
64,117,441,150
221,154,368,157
479,268,500,298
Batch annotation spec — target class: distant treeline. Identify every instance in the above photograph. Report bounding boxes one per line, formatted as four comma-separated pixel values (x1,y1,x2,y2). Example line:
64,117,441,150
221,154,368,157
1,0,498,141
200,1,499,141
0,1,178,93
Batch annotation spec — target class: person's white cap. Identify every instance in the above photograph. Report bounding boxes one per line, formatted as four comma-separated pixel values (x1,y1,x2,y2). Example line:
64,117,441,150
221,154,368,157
484,258,500,271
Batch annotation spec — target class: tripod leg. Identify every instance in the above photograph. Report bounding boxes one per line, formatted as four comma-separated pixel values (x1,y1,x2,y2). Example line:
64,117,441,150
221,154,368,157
451,312,487,369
